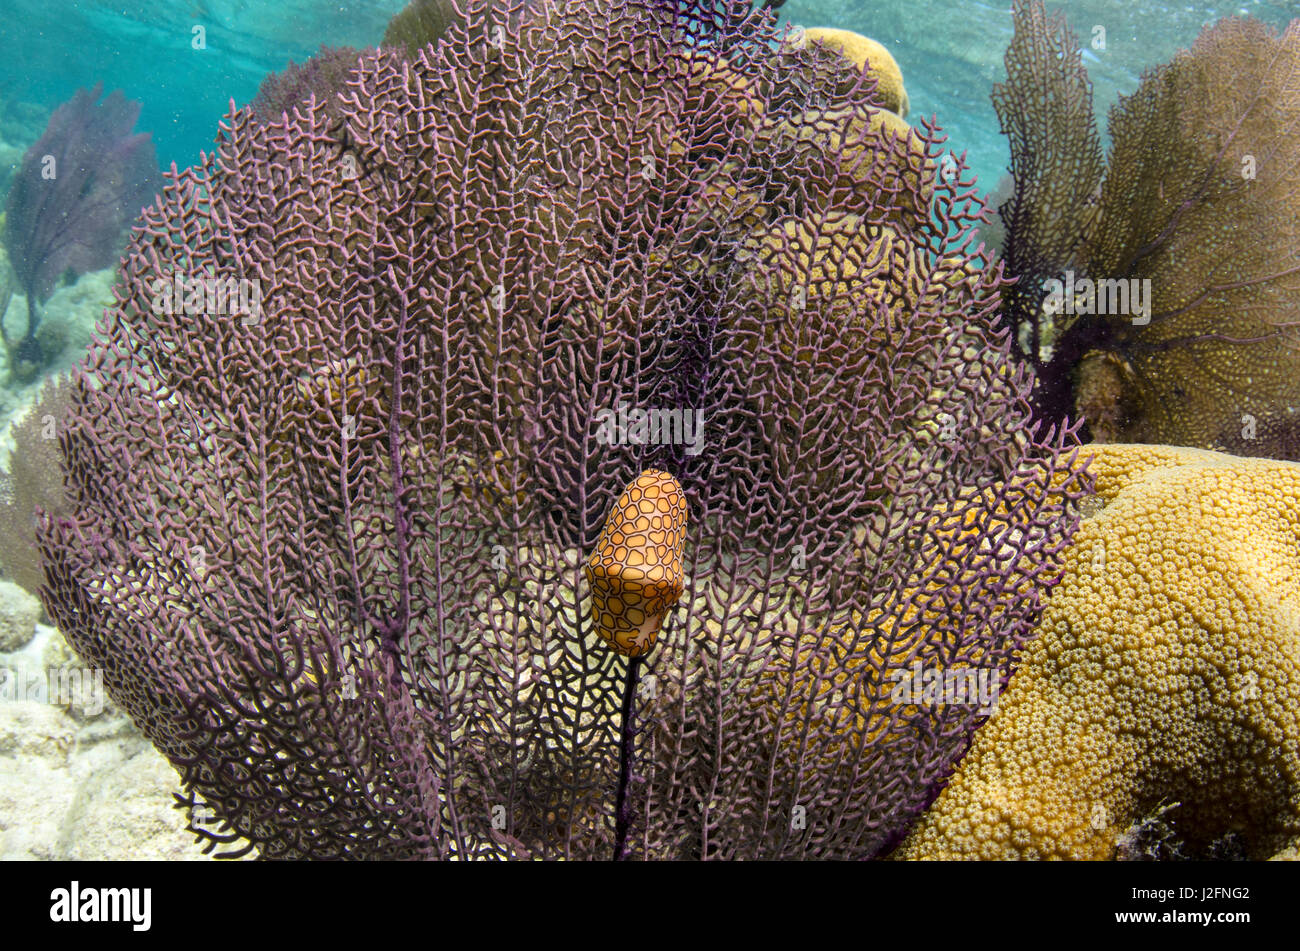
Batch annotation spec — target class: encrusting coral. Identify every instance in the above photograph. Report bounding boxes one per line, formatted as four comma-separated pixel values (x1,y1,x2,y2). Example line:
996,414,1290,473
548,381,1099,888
37,0,1086,859
896,443,1300,860
994,0,1300,459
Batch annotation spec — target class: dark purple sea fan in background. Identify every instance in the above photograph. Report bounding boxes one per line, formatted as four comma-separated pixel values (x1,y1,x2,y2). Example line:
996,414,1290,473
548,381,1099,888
249,46,364,128
2,83,158,368
39,0,1086,859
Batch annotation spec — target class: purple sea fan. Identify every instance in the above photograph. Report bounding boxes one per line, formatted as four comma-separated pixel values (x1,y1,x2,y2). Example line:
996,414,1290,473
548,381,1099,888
39,0,1087,859
249,46,364,129
2,83,158,373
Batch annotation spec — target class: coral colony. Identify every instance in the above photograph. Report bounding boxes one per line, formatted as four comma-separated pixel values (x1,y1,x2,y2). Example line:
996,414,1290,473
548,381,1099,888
994,0,1300,453
149,271,264,322
1040,272,1151,326
35,0,1087,859
897,445,1300,860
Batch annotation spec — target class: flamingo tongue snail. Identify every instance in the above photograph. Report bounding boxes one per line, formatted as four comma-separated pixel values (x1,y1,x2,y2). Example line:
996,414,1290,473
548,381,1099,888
584,469,688,658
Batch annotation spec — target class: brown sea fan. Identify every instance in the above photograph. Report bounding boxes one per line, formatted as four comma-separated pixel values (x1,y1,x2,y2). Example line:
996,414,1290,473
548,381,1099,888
995,0,1300,457
0,376,71,596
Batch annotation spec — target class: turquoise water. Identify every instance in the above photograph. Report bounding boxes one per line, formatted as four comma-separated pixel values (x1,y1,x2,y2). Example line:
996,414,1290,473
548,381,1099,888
2,0,1296,193
0,0,407,169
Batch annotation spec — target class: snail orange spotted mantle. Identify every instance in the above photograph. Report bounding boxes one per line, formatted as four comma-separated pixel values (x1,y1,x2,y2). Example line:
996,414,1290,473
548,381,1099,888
584,469,688,658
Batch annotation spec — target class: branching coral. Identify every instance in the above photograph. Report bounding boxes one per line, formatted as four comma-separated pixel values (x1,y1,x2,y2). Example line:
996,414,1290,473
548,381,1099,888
383,0,532,55
38,0,1085,859
790,27,910,118
994,1,1300,459
383,0,470,55
991,0,1103,368
897,444,1300,860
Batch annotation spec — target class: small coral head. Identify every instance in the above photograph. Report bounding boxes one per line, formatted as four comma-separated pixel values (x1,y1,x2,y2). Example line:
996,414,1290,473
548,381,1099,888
584,469,688,658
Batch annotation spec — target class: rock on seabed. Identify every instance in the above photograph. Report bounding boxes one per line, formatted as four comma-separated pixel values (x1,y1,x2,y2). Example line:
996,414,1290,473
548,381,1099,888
0,624,245,860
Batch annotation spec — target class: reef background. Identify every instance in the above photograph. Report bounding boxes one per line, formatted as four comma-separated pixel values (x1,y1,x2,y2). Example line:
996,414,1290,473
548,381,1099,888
0,0,1294,198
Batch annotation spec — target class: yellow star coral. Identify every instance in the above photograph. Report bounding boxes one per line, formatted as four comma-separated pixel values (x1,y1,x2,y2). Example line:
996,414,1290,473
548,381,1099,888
735,212,923,328
895,443,1300,860
730,211,931,494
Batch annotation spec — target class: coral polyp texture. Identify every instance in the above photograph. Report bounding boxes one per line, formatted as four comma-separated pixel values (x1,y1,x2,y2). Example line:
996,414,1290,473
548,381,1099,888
249,45,364,127
38,0,1086,859
994,0,1300,459
898,444,1300,860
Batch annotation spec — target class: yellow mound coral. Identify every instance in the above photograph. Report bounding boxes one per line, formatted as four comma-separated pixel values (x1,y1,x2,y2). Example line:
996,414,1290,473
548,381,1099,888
734,211,922,327
674,49,764,128
792,27,910,117
676,160,767,255
895,443,1300,860
758,106,935,235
